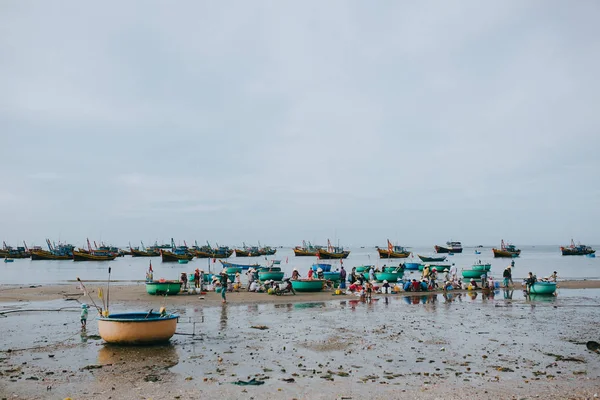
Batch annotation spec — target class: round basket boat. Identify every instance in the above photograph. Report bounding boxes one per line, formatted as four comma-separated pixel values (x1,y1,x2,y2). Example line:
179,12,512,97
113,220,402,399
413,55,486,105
258,271,285,281
291,279,325,292
529,282,556,295
418,264,449,272
312,263,332,272
461,269,487,279
322,271,341,281
145,281,182,295
383,266,404,273
472,263,491,272
225,267,242,274
98,312,179,345
374,271,403,282
259,266,281,272
355,265,373,273
403,262,421,270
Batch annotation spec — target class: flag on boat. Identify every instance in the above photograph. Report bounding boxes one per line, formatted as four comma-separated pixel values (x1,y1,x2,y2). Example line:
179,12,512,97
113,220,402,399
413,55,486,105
316,251,320,260
149,261,153,272
387,239,393,253
212,258,216,263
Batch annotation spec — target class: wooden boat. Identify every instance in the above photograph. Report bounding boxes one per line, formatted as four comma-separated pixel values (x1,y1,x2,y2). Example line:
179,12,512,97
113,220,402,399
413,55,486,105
258,245,277,256
0,243,30,259
291,279,325,292
30,249,72,260
98,312,179,344
434,241,463,254
224,266,242,274
178,259,189,264
258,271,285,281
192,242,233,258
4,258,14,263
383,266,404,273
472,262,492,271
220,260,261,270
235,245,260,257
355,265,373,273
145,280,182,295
293,241,321,256
259,266,281,272
418,254,447,262
160,249,193,262
462,269,487,279
377,240,411,259
317,240,350,259
492,240,521,258
130,242,160,257
73,250,117,261
561,239,595,256
374,271,403,282
529,282,557,295
404,262,421,270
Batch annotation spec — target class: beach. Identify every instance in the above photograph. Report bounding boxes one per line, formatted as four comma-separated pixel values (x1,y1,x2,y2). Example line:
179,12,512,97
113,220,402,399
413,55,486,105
1,282,600,400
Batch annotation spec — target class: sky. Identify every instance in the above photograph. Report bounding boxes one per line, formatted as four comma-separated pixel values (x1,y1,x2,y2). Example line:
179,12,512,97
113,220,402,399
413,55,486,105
1,1,599,248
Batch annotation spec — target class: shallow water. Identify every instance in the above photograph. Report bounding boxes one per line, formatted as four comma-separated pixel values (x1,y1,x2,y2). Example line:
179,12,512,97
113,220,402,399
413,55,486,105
1,245,598,285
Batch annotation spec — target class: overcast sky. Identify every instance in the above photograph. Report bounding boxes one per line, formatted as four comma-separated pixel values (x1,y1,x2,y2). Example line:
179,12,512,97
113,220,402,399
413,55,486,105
1,1,599,248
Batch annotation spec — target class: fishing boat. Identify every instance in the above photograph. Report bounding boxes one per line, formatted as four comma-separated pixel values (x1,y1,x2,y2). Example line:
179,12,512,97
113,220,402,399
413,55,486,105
293,241,321,256
219,260,261,270
383,265,405,273
192,242,233,258
145,280,182,295
374,271,403,282
311,263,332,272
291,279,325,292
316,240,350,259
258,270,285,281
355,265,373,273
492,240,521,258
258,244,277,256
418,254,447,262
377,240,411,259
130,241,160,257
0,243,30,259
561,239,595,256
29,240,74,260
235,244,260,257
434,241,463,254
98,311,179,345
4,258,14,263
472,262,492,272
322,271,341,281
474,250,481,255
73,248,117,262
160,239,193,262
419,264,451,272
529,282,557,295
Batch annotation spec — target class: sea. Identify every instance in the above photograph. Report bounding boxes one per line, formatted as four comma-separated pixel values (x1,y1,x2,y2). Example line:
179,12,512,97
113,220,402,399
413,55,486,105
1,245,597,285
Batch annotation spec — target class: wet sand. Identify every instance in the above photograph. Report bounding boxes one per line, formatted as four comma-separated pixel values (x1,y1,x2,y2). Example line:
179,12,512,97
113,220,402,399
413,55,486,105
1,283,600,399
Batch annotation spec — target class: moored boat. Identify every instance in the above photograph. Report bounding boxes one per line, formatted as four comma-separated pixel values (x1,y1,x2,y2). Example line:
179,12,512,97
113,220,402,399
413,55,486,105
73,250,117,261
30,240,74,260
322,271,341,281
377,240,411,259
145,280,182,295
293,241,321,256
258,245,277,256
418,254,447,262
434,241,463,254
98,312,179,344
561,239,595,256
492,240,521,258
461,269,487,279
317,240,350,259
472,262,492,271
130,241,160,257
529,282,557,295
404,262,421,270
355,265,373,273
374,271,403,282
235,244,260,257
220,260,261,270
258,271,285,281
311,263,332,272
419,264,450,272
291,279,325,292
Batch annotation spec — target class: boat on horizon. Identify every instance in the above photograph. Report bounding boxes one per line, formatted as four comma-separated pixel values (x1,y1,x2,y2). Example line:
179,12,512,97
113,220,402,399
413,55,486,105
434,241,463,254
492,240,521,258
418,254,447,262
30,239,74,260
293,241,322,256
130,241,160,257
235,243,260,257
160,238,193,262
561,239,595,256
316,239,350,259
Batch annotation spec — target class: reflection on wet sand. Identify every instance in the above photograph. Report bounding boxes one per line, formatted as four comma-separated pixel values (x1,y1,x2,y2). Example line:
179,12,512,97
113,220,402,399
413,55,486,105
98,343,179,367
293,302,326,309
220,304,228,331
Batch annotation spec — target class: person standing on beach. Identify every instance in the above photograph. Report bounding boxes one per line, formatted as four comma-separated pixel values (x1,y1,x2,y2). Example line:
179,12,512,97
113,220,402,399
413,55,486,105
194,269,200,289
368,266,375,282
180,272,188,290
219,271,228,303
503,266,512,288
291,268,300,280
80,304,88,329
449,263,457,281
339,266,347,289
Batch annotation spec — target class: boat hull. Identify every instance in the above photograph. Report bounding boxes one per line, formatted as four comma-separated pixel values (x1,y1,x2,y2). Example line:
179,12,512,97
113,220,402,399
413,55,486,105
220,260,261,270
492,248,521,258
145,281,182,295
561,248,596,256
377,249,410,259
418,255,447,262
291,279,325,292
317,249,350,259
311,263,332,272
529,282,556,295
403,262,421,270
160,250,193,262
434,246,463,254
73,251,117,261
258,271,285,281
374,271,403,282
30,250,72,260
462,269,487,279
419,264,450,272
131,248,159,257
293,248,318,256
322,272,341,281
355,265,373,273
472,264,492,272
98,312,178,344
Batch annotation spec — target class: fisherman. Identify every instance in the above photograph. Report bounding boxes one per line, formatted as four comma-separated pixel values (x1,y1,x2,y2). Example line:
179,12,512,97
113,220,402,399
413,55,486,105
449,263,457,281
317,267,324,280
365,281,373,300
219,271,228,303
234,272,242,291
381,280,391,294
339,266,347,289
525,272,536,293
180,272,188,290
291,267,300,280
368,266,375,282
307,268,314,280
422,264,431,280
194,269,200,289
80,303,89,329
503,266,512,288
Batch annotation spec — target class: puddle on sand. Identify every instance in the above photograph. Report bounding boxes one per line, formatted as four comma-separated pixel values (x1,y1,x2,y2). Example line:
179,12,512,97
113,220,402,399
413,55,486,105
2,291,600,398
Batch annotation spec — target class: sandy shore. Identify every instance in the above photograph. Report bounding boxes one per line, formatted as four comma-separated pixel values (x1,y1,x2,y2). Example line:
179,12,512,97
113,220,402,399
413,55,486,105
0,279,598,306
